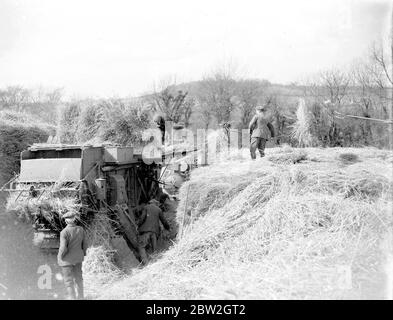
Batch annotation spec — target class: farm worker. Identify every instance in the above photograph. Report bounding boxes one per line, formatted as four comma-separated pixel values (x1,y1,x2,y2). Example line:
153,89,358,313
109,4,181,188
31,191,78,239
157,188,171,211
79,180,94,215
29,185,38,198
153,114,166,145
58,212,88,300
248,105,275,159
137,199,171,265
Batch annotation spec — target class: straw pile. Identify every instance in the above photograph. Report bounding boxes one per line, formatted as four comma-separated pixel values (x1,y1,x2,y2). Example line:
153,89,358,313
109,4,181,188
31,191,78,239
291,98,316,147
5,180,81,229
267,146,308,164
82,213,125,298
6,195,80,231
98,146,392,299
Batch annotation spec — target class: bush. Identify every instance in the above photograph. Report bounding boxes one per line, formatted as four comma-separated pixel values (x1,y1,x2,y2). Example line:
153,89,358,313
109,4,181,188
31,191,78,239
58,104,81,144
0,120,50,186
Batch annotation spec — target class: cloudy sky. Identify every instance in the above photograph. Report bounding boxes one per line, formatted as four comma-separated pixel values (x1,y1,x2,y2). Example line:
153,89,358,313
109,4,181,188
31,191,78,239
0,0,391,98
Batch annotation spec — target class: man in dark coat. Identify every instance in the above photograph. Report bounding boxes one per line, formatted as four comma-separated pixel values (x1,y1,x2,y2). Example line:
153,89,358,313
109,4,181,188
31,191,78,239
137,199,171,265
153,114,166,145
248,105,275,159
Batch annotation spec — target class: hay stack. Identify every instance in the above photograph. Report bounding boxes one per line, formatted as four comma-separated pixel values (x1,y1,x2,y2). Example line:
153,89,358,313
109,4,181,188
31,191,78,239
6,183,80,230
83,214,124,297
98,146,392,300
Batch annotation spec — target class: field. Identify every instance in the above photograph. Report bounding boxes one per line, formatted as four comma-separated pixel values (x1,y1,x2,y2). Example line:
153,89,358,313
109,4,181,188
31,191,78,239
88,146,393,300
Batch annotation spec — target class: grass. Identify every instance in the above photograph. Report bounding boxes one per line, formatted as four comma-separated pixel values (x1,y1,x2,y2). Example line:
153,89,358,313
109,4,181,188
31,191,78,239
94,146,392,299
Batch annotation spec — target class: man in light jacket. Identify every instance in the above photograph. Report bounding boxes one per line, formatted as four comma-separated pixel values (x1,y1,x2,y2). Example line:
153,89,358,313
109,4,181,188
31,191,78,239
58,212,88,300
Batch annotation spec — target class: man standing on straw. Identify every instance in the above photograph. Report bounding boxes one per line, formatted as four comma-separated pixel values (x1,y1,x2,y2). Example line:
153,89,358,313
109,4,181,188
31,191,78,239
58,212,88,300
248,105,275,159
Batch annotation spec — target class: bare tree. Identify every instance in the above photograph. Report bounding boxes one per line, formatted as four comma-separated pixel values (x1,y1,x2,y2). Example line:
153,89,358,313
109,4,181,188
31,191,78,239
350,60,378,144
200,64,238,125
45,88,63,105
235,79,261,128
370,41,393,145
319,69,350,105
299,68,351,146
0,86,31,111
371,42,393,88
150,77,188,123
264,94,292,145
371,30,393,148
301,75,326,102
195,94,214,130
182,96,195,128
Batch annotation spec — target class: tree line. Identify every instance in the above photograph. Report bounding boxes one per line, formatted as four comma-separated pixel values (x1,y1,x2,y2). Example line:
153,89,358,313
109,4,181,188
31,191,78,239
1,42,391,149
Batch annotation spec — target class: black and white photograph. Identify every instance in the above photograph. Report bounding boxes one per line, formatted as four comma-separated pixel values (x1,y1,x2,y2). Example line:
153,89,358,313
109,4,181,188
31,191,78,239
0,0,392,305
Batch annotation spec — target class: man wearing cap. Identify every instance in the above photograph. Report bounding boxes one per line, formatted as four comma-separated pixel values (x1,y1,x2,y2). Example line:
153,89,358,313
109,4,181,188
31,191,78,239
137,199,171,265
58,212,88,300
248,105,275,159
153,114,166,145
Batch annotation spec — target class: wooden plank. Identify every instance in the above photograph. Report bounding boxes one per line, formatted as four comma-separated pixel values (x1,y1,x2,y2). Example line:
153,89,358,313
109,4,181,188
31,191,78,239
113,204,140,257
334,111,393,124
137,175,149,201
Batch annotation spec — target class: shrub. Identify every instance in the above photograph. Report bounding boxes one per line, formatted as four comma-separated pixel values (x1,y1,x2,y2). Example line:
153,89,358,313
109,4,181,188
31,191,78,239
57,103,81,144
0,117,51,186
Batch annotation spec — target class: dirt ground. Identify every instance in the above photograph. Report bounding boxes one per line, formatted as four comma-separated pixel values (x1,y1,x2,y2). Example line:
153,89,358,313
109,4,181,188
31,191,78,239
0,213,66,300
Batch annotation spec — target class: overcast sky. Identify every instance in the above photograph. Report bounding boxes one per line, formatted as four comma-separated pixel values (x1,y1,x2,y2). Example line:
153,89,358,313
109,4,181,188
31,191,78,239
0,0,391,98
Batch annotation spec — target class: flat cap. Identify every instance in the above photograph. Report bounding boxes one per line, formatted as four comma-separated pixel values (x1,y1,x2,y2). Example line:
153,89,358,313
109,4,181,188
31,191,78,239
62,211,76,219
148,199,160,205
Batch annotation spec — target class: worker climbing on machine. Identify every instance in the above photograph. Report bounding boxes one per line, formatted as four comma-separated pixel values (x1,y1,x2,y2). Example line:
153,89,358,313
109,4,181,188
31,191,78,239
248,105,275,160
153,113,166,146
137,198,171,265
29,185,38,198
58,212,88,300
